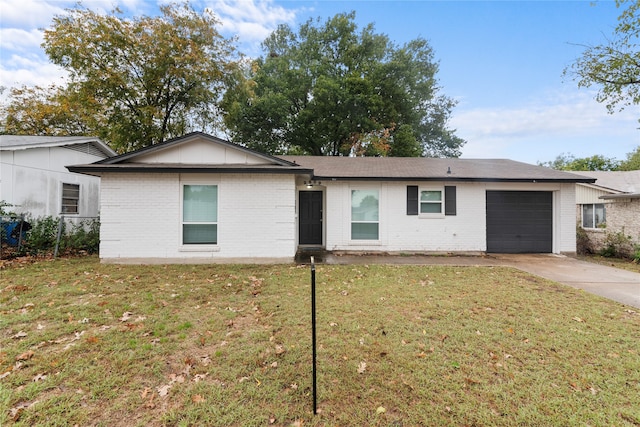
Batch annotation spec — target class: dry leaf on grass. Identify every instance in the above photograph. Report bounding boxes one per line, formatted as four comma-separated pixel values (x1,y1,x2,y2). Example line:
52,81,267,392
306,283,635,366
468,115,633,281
357,361,367,374
119,312,133,322
16,350,34,361
192,394,205,403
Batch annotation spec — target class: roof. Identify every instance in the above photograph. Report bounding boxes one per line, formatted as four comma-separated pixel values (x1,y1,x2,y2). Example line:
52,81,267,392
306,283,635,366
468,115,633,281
282,156,595,182
573,170,640,194
0,135,116,157
66,132,595,183
67,132,311,176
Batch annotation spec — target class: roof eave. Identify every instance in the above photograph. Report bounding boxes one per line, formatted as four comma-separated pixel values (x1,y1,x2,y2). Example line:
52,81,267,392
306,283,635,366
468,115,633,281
66,165,313,176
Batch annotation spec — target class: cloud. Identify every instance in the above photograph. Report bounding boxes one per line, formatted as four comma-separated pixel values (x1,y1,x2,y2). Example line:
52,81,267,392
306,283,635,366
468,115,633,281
0,54,67,89
0,0,68,28
0,28,44,53
453,90,639,162
204,0,302,49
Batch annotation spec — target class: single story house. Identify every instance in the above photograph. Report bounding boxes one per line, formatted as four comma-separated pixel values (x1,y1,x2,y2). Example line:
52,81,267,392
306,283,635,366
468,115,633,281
574,170,640,252
67,132,594,263
1,135,116,219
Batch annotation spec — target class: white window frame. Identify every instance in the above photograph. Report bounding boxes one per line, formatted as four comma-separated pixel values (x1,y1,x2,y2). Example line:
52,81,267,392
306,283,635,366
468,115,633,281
581,203,606,229
180,183,219,249
419,187,444,218
350,188,380,242
61,183,80,215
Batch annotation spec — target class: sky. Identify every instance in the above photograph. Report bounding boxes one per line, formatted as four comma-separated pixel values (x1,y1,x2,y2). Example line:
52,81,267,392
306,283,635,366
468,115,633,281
1,0,639,164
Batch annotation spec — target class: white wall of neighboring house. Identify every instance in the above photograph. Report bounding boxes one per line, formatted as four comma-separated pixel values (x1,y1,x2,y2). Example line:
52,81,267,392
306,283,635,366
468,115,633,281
99,173,297,262
322,181,577,254
0,146,103,218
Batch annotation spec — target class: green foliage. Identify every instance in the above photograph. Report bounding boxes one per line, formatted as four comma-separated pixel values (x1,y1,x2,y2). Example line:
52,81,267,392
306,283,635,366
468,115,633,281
18,216,100,256
2,4,239,153
618,145,640,170
599,229,635,258
22,216,62,255
564,0,640,115
539,152,621,171
222,12,464,157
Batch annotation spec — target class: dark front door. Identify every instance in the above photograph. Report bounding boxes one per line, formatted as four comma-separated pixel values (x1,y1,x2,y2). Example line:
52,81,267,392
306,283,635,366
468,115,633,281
299,191,323,245
486,191,553,253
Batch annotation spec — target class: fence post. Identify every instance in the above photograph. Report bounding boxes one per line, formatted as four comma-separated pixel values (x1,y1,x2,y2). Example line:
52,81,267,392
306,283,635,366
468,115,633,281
54,216,64,259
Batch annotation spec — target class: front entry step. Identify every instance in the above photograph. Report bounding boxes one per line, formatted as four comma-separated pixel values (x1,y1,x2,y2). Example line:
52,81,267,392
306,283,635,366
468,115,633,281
295,248,328,264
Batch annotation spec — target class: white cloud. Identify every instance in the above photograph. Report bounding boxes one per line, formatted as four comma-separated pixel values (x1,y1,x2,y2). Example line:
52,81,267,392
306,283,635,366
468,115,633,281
204,0,301,46
454,90,639,163
0,54,67,89
0,28,44,53
0,0,68,29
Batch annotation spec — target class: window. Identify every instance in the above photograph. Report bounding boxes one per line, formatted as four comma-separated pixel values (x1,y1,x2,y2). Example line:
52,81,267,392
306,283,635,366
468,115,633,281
351,189,379,240
407,186,457,216
61,183,80,214
582,204,605,228
420,190,442,214
183,185,218,245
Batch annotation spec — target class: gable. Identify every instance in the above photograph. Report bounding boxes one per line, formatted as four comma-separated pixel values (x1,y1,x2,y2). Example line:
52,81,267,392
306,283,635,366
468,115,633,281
133,137,272,165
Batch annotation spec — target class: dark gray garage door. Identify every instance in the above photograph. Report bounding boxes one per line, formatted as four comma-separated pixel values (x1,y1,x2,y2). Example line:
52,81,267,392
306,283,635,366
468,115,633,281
486,191,552,253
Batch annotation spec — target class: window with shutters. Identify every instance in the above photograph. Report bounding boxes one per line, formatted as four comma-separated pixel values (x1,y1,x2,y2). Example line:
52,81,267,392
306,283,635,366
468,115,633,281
406,185,456,217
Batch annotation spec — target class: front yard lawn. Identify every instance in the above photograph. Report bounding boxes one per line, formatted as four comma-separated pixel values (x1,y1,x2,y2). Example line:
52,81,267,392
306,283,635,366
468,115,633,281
1,257,639,426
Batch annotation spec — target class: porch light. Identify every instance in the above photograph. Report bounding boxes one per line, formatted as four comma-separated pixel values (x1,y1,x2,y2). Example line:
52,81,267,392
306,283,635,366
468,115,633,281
304,180,321,188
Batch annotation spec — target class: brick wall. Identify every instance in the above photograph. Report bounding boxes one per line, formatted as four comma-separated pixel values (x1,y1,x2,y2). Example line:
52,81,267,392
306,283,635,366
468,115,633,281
99,173,296,262
582,199,640,254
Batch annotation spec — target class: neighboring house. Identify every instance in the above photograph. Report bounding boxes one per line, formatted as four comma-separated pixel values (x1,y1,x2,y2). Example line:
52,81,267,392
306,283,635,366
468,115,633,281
0,135,116,219
67,132,594,263
574,170,640,251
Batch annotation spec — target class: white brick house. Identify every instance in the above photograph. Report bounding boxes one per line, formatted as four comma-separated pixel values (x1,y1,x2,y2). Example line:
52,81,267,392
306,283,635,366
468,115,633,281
68,132,593,263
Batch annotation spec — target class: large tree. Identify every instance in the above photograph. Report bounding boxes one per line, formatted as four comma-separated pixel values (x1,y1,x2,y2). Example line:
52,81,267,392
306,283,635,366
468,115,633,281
618,145,640,170
222,12,464,157
565,0,640,115
11,3,237,153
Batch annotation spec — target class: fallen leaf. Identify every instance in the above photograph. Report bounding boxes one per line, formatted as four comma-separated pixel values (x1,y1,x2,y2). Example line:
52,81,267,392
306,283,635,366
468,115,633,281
12,331,28,339
376,406,386,414
141,387,151,399
16,351,34,361
269,416,276,424
192,394,205,403
32,373,47,382
119,312,133,322
157,384,171,397
193,373,208,382
357,361,367,374
275,345,285,355
572,317,585,323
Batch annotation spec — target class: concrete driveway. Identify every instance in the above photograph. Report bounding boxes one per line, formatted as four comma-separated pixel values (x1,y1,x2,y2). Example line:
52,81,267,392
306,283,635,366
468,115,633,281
319,252,640,309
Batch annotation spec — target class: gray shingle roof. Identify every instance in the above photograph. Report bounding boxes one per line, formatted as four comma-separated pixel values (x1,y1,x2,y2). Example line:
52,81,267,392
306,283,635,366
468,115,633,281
282,156,595,182
572,170,640,194
0,135,116,157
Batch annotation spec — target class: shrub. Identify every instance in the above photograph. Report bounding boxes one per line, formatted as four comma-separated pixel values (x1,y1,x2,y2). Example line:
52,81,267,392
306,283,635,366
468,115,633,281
576,225,594,255
599,229,634,259
22,216,62,255
18,216,100,256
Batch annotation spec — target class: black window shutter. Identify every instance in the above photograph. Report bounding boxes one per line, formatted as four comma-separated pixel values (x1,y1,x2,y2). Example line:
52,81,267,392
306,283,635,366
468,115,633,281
407,186,418,215
445,186,456,216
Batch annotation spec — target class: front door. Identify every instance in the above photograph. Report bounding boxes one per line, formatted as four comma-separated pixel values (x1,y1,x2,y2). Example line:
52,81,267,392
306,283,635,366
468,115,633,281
299,191,323,245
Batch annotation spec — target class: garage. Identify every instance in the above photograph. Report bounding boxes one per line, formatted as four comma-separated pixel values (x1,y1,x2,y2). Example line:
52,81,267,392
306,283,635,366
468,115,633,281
486,191,552,253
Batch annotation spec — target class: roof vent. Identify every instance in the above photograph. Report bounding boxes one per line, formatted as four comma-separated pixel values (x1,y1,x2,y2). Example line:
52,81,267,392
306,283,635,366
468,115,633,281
447,166,452,175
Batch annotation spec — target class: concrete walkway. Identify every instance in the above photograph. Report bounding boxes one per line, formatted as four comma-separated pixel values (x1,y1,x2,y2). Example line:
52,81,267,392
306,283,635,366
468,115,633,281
318,253,640,309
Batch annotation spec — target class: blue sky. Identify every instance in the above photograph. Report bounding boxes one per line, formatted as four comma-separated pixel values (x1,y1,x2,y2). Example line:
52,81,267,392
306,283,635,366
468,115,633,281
1,0,638,164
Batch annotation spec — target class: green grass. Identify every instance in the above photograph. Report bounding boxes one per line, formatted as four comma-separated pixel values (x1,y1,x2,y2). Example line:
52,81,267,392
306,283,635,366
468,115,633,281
1,256,639,426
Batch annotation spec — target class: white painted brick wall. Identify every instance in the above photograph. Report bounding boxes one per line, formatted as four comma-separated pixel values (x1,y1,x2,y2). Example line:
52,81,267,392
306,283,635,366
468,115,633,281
325,181,577,254
100,173,296,262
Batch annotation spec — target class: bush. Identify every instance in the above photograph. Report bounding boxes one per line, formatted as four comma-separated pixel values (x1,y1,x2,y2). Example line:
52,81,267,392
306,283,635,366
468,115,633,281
576,225,594,255
18,216,100,256
599,229,634,259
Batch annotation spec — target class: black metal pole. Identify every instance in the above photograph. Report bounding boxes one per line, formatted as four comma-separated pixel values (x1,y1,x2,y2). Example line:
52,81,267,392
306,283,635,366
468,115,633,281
311,256,317,415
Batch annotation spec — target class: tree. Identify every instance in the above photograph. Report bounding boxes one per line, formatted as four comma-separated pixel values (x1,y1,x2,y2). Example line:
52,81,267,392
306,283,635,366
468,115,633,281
33,3,237,152
1,84,104,136
618,145,640,170
222,12,464,157
564,0,640,115
539,153,621,171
